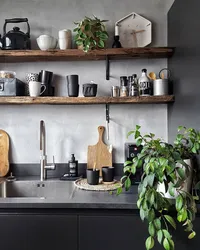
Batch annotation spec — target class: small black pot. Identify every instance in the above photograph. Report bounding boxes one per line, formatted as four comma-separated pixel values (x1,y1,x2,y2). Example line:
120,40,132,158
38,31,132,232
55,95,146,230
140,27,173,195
83,83,97,97
87,169,100,185
102,167,114,182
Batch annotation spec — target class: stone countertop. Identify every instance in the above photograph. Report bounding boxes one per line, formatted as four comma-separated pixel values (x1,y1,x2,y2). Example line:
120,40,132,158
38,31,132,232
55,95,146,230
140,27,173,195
0,177,138,210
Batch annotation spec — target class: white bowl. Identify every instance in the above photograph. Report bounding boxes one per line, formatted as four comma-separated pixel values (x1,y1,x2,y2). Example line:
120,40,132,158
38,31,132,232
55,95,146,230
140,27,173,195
36,35,57,50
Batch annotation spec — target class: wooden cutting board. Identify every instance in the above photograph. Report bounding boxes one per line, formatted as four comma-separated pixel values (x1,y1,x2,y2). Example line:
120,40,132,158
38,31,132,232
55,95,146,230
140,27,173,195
87,126,112,176
0,130,9,177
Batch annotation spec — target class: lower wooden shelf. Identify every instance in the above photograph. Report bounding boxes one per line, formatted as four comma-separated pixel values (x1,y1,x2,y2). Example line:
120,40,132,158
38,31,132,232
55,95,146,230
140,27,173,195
0,96,175,104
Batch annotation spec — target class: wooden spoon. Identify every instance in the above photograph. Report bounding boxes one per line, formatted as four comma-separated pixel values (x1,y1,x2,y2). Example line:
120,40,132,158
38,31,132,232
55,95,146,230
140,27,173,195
149,72,157,80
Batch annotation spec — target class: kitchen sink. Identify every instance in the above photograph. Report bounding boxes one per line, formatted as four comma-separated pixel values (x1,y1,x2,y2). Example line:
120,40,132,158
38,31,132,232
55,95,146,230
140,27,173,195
0,180,74,198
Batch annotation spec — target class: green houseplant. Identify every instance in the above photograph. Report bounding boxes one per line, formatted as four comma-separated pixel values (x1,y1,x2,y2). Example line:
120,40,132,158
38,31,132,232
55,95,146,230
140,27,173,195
118,125,200,250
73,15,109,52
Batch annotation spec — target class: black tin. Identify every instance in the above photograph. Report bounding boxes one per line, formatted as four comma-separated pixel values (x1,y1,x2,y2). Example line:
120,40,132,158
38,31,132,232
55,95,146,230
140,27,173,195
102,167,114,182
87,169,99,185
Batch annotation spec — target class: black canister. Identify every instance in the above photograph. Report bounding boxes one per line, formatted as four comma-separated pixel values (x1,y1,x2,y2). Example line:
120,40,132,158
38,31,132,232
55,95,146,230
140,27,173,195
82,82,98,97
87,169,99,185
102,167,114,182
66,75,79,97
39,70,54,96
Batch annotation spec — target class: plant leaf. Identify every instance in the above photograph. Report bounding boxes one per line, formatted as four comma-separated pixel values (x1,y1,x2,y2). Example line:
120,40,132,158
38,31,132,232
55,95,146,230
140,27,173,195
163,238,170,250
164,215,176,229
157,230,163,244
116,186,122,195
176,195,183,211
136,138,142,146
154,218,161,230
162,230,171,240
188,231,196,239
125,177,131,191
148,222,155,237
177,168,185,180
145,236,154,250
136,125,141,130
98,40,104,48
140,208,145,221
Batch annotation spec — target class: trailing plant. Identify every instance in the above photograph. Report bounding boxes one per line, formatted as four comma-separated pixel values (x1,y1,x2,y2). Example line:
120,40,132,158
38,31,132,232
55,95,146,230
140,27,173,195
174,126,200,159
118,125,199,250
73,15,109,52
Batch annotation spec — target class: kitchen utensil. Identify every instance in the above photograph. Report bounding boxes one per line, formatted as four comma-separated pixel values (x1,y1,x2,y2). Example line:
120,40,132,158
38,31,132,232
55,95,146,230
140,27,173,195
29,81,46,97
159,68,171,80
153,79,169,96
116,12,152,48
87,126,112,176
66,75,79,97
102,167,114,182
0,18,31,50
38,70,54,96
82,82,98,97
87,168,100,185
36,35,57,50
0,130,9,177
149,72,157,80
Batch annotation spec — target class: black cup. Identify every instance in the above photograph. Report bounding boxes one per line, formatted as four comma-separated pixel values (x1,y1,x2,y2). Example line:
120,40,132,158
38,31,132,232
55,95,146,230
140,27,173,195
38,70,54,96
83,83,98,97
102,167,114,182
66,75,79,97
87,169,100,185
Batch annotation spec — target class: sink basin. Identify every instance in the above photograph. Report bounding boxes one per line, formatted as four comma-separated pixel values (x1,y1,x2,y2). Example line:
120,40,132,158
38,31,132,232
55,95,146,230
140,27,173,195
0,180,74,198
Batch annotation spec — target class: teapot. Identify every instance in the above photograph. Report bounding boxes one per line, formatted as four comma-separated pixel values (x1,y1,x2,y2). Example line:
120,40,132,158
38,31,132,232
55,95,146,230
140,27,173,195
0,18,31,50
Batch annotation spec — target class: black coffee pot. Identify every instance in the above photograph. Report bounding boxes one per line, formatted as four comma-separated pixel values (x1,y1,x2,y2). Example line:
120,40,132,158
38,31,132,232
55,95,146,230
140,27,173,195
0,18,31,50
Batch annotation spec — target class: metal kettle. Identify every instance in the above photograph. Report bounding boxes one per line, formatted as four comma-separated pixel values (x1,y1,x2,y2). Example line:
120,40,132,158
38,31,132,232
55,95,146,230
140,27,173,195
0,18,31,50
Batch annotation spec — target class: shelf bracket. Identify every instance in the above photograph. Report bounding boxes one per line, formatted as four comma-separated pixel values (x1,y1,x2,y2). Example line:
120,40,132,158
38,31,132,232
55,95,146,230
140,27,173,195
106,55,110,80
106,104,110,140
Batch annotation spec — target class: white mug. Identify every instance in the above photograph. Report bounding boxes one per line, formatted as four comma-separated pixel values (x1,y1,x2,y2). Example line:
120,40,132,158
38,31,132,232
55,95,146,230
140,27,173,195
29,81,46,97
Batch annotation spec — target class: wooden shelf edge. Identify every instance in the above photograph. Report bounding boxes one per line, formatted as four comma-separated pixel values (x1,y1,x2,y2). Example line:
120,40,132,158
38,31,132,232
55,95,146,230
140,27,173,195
0,96,175,105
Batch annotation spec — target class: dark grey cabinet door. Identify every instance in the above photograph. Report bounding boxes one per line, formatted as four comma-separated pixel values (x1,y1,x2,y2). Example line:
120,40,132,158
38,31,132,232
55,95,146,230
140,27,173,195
0,214,77,250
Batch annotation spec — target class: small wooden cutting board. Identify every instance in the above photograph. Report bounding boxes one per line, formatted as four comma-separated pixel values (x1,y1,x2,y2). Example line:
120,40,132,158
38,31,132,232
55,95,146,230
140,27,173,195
0,130,9,177
87,126,112,176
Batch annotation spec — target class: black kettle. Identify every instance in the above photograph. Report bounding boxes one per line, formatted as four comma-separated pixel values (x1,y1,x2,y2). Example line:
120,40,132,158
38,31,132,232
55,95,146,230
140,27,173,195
0,18,31,50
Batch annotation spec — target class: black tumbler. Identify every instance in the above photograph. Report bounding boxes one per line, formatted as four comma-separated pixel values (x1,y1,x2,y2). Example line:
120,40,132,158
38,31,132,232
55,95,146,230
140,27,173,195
102,167,114,182
66,75,79,97
38,70,54,96
87,169,100,185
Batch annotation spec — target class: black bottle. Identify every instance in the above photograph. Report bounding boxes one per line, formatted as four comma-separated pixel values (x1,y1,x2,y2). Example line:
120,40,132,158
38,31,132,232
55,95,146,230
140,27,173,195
68,154,78,177
112,36,122,48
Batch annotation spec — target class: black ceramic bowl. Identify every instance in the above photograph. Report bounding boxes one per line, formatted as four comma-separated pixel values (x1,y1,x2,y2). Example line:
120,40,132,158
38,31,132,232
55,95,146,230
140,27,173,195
83,83,98,97
102,167,114,182
87,168,100,185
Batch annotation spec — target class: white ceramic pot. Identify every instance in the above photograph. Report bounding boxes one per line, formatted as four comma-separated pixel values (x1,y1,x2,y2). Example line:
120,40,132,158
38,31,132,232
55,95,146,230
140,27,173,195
157,159,193,199
58,29,71,39
36,35,57,50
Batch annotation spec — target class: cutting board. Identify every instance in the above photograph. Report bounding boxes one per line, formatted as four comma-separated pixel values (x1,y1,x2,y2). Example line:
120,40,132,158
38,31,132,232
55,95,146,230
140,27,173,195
87,126,112,176
0,130,9,177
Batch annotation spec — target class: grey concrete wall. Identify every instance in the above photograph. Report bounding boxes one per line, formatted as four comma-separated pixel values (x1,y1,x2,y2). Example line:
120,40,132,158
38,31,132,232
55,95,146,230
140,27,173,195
0,0,173,163
168,0,200,143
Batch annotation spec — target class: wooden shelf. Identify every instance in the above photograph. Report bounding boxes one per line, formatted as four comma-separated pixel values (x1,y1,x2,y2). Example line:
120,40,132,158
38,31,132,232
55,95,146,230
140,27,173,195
0,96,175,105
0,47,175,62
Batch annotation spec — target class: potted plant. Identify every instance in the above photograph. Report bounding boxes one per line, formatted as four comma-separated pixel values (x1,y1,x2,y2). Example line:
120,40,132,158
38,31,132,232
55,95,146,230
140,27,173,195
118,125,200,250
73,15,109,52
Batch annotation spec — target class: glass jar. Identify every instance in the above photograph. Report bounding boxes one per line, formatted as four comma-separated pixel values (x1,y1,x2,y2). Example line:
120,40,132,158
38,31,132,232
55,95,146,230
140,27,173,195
120,86,128,97
111,86,120,97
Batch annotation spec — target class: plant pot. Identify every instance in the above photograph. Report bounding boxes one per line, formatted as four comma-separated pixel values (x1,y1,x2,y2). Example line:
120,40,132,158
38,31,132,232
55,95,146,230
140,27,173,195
157,159,193,199
82,83,98,97
87,169,100,185
102,167,114,182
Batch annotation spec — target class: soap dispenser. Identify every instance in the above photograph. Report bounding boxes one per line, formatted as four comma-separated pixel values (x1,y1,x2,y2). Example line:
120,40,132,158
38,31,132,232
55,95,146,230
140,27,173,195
68,154,78,177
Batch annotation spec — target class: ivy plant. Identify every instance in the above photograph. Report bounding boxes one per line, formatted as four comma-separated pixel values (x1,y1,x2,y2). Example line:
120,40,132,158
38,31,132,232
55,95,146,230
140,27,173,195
118,125,199,250
73,15,109,52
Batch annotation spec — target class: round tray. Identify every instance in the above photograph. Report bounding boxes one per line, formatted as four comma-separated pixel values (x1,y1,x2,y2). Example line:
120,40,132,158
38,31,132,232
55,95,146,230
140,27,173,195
74,178,122,191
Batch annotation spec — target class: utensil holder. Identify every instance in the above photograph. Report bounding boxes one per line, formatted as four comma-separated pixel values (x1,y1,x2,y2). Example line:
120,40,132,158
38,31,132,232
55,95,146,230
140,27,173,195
87,169,99,185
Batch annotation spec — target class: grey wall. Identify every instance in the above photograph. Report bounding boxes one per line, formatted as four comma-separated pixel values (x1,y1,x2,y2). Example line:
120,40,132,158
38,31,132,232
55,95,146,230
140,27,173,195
0,0,173,164
168,0,200,143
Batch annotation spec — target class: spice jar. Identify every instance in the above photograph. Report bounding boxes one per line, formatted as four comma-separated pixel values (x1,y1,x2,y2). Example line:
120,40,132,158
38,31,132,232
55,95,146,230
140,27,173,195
111,86,120,97
128,74,139,96
120,86,128,97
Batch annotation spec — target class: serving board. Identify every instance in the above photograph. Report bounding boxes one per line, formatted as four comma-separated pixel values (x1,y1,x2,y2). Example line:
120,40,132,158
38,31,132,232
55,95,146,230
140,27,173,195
0,130,9,177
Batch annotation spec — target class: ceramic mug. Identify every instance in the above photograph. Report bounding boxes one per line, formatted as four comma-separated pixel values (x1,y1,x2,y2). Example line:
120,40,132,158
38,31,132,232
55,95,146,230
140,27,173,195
29,81,46,97
25,73,39,96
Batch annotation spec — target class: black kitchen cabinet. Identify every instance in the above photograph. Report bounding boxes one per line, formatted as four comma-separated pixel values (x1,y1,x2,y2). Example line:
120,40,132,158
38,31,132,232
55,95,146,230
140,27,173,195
0,213,77,250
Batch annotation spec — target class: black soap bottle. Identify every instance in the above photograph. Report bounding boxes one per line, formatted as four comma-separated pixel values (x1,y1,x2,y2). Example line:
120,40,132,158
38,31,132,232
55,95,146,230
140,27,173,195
112,36,122,48
68,154,78,177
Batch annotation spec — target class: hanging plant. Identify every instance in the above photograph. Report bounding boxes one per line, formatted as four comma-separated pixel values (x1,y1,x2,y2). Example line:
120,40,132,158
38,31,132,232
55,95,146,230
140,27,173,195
73,15,109,52
118,125,200,250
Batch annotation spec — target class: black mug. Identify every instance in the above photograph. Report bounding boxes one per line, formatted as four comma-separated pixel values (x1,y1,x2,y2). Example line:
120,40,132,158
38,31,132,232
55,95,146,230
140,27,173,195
38,70,54,96
102,167,114,182
66,75,79,97
87,169,99,185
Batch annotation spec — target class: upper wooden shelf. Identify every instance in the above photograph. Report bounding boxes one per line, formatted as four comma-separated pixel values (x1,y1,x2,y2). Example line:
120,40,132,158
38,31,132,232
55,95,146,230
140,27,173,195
0,96,175,105
0,47,175,62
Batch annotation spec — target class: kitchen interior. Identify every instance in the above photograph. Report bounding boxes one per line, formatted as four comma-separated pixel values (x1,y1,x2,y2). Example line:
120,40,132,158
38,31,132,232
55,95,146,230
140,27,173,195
0,0,199,250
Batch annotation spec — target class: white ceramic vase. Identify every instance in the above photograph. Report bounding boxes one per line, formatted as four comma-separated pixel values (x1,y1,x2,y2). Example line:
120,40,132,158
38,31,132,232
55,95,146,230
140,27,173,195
157,159,193,199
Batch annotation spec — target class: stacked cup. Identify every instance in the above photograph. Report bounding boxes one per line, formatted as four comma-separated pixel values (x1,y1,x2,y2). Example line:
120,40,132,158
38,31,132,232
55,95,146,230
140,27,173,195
58,29,72,50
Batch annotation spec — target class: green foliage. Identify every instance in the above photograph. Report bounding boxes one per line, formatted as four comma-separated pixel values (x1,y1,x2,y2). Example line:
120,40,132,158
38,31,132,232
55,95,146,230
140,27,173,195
117,125,199,250
73,15,109,52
